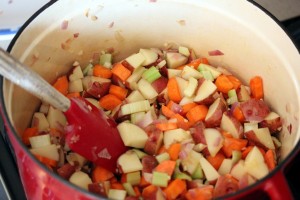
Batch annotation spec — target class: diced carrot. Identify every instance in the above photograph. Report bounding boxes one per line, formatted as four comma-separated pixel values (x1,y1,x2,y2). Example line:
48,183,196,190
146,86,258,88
215,75,234,93
155,122,177,131
139,175,151,188
167,100,175,110
250,76,264,100
232,106,245,122
185,186,213,200
164,179,187,200
33,154,57,168
161,105,175,118
142,185,158,199
220,130,234,138
206,152,226,170
66,92,81,99
53,75,69,95
265,149,276,171
93,64,112,79
109,84,128,100
167,143,181,161
186,58,209,69
186,105,208,123
22,127,39,145
227,75,242,90
176,120,193,130
176,65,185,70
182,102,198,115
157,145,167,155
110,182,125,190
241,146,253,159
155,160,176,176
92,166,114,182
222,137,248,158
99,94,122,110
167,77,182,103
110,177,118,183
111,62,132,83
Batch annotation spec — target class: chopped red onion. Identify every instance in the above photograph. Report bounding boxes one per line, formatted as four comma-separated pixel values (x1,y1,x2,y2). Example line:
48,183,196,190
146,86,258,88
208,50,224,56
61,20,69,30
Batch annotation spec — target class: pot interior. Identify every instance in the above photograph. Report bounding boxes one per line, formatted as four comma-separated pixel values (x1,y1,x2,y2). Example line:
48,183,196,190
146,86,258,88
3,0,300,177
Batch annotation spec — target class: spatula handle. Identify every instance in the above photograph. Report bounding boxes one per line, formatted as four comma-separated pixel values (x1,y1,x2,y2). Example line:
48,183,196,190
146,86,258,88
0,48,70,112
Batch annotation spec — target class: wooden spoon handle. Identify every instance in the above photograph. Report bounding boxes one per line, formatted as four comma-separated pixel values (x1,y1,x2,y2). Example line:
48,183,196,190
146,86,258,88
0,48,70,112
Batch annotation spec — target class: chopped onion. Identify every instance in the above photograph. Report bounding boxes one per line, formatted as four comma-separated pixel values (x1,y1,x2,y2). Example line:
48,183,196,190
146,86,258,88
61,20,69,30
208,50,224,56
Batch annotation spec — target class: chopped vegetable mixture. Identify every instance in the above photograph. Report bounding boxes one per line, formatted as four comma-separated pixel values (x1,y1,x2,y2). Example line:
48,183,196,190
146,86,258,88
23,45,282,200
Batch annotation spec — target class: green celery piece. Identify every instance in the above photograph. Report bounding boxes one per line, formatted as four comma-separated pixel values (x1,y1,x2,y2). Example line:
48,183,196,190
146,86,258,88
132,149,147,159
197,63,221,79
173,159,192,181
232,150,242,165
191,164,204,179
156,152,170,163
201,70,214,81
227,89,238,105
82,63,93,76
100,53,112,66
173,172,192,181
123,182,136,196
142,66,161,83
152,171,170,187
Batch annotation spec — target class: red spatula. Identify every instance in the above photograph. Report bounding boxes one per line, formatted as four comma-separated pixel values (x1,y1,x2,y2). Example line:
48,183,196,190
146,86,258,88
0,48,128,172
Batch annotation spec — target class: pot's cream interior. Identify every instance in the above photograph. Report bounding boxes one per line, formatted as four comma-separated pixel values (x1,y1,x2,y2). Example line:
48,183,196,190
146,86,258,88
4,0,300,162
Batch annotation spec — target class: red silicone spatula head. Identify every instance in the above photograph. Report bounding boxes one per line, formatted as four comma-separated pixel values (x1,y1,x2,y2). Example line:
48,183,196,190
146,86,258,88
0,49,128,172
64,97,128,172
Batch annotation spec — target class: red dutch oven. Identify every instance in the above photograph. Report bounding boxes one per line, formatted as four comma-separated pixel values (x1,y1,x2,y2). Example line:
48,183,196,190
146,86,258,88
0,0,300,199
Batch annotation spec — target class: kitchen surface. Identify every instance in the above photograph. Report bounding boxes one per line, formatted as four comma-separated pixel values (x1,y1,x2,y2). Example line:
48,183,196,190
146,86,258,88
0,0,300,200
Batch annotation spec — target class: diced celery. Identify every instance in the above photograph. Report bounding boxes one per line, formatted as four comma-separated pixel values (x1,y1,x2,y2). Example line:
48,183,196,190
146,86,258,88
181,66,202,80
232,150,242,165
152,171,170,187
121,100,151,115
191,163,204,179
132,149,147,159
227,89,238,105
126,67,146,90
197,63,221,79
173,172,192,181
100,53,112,67
122,183,136,196
126,171,141,186
142,66,161,83
156,152,170,163
201,70,214,81
82,63,93,76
